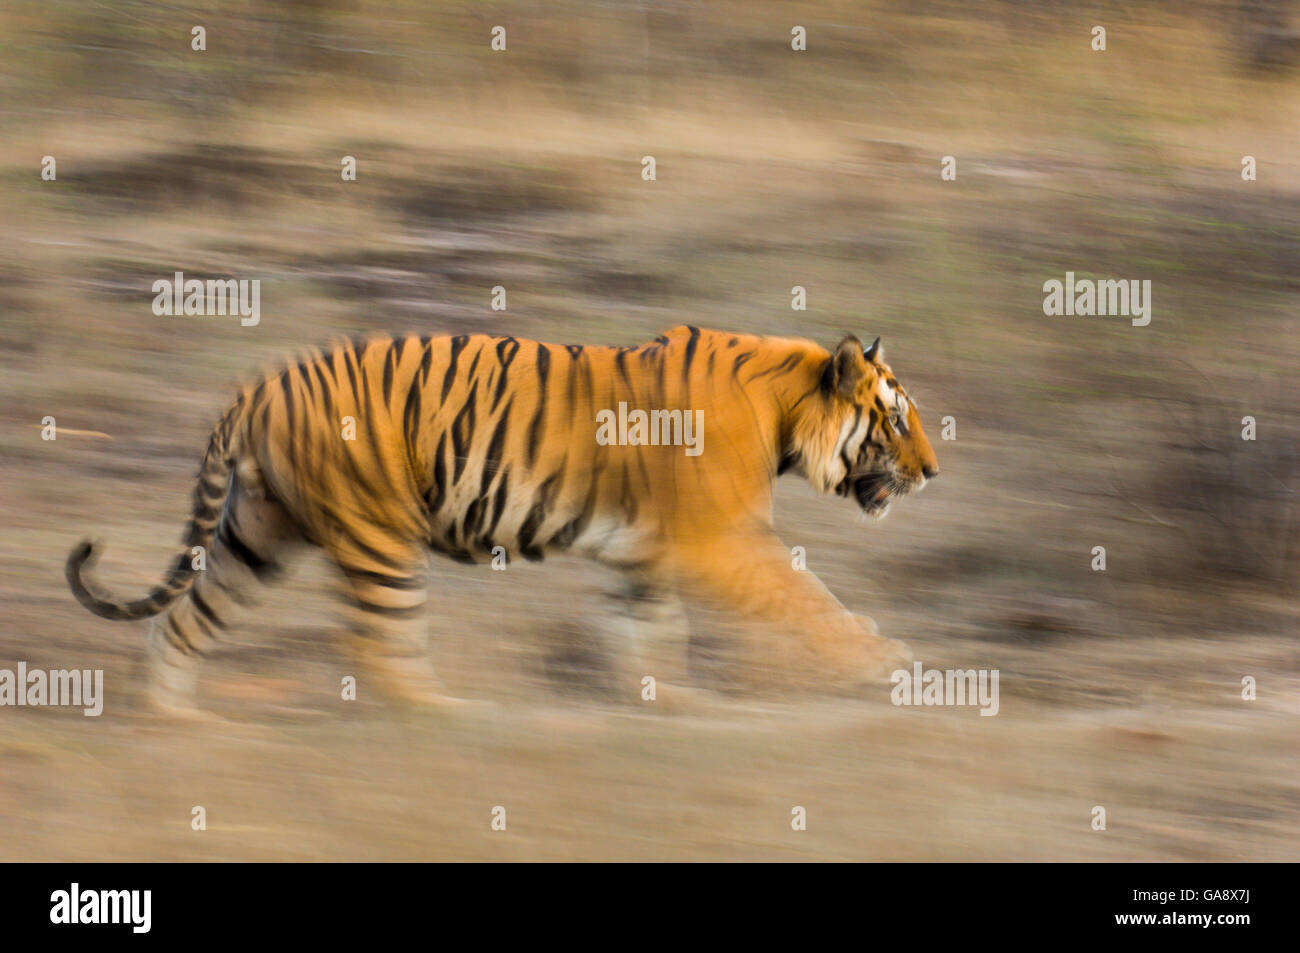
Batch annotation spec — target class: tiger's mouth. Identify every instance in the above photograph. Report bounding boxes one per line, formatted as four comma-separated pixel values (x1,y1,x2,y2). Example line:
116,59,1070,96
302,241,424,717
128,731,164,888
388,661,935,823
853,472,893,517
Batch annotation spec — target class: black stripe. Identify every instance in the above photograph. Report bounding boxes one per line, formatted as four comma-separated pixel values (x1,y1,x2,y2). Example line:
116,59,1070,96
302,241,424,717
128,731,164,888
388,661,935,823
492,337,520,411
681,326,701,382
382,347,397,405
535,344,552,390
481,401,512,497
792,380,822,410
402,377,423,460
450,390,478,484
281,369,302,477
484,467,511,542
247,380,268,415
395,334,414,369
310,359,337,421
463,497,487,541
441,335,469,402
419,337,434,387
428,431,448,513
353,602,425,620
341,348,362,410
218,521,277,581
518,469,564,561
334,527,415,574
348,569,424,590
428,539,477,565
279,370,295,421
547,467,600,551
191,586,225,632
211,567,253,606
748,352,800,380
565,352,578,419
163,617,198,656
615,348,633,392
527,346,551,468
298,360,318,405
351,338,370,371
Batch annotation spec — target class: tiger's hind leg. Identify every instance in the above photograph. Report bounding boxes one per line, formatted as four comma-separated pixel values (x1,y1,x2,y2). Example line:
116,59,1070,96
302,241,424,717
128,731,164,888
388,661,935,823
331,540,489,713
148,466,301,716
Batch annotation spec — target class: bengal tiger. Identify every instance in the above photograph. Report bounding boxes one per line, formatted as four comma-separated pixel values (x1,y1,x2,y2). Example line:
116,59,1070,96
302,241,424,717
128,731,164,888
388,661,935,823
67,326,938,713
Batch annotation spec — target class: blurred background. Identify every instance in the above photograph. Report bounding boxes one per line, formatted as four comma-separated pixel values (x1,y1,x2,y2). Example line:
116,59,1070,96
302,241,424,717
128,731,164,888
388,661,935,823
0,1,1297,860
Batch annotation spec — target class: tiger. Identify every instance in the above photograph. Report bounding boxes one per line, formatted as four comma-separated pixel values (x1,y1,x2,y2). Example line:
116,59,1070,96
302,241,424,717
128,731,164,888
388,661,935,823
67,326,938,714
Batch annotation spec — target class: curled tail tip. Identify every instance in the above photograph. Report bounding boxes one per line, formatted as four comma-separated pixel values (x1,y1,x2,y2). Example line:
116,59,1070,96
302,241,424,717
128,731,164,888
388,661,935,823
66,538,135,621
66,538,108,615
68,538,97,565
66,538,99,583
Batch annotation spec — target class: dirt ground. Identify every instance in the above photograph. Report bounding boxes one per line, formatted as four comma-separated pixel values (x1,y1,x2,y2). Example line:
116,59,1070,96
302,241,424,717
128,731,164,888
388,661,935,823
1,1,1297,860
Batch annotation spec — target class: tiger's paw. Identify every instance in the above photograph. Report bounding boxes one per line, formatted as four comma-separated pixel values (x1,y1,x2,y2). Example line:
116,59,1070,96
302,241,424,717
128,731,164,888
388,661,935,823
829,616,913,687
374,677,501,724
647,681,717,715
365,671,497,719
342,636,496,717
867,636,914,679
622,675,716,715
422,694,500,720
142,688,229,725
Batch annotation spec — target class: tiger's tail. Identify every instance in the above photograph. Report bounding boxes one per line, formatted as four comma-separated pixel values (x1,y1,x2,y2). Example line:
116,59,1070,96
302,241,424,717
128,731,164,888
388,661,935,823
66,399,245,621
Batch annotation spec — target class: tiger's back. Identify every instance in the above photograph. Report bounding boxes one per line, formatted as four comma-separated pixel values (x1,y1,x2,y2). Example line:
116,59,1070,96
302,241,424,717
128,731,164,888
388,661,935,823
242,327,818,569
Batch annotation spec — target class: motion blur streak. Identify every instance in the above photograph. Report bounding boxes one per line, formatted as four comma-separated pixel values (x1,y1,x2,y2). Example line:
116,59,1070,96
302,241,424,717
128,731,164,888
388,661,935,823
0,1,1296,861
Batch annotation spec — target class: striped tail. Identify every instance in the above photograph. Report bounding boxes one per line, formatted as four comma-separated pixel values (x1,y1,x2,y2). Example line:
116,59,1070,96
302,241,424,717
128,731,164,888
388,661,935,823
66,400,244,621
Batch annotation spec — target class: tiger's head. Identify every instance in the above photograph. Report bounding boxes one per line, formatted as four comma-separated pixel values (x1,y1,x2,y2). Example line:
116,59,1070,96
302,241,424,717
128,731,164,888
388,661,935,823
791,335,938,519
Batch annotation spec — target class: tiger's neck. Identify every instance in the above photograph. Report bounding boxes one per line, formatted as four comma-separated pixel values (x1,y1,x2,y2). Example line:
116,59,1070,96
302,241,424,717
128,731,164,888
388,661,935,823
738,336,834,483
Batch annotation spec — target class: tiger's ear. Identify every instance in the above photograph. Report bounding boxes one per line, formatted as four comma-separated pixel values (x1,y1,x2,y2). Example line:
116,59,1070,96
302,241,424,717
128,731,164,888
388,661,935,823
824,335,869,398
863,336,882,363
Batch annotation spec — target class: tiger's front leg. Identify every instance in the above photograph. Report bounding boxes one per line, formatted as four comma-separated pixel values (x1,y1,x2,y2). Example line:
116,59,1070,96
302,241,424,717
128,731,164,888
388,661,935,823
668,526,912,686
